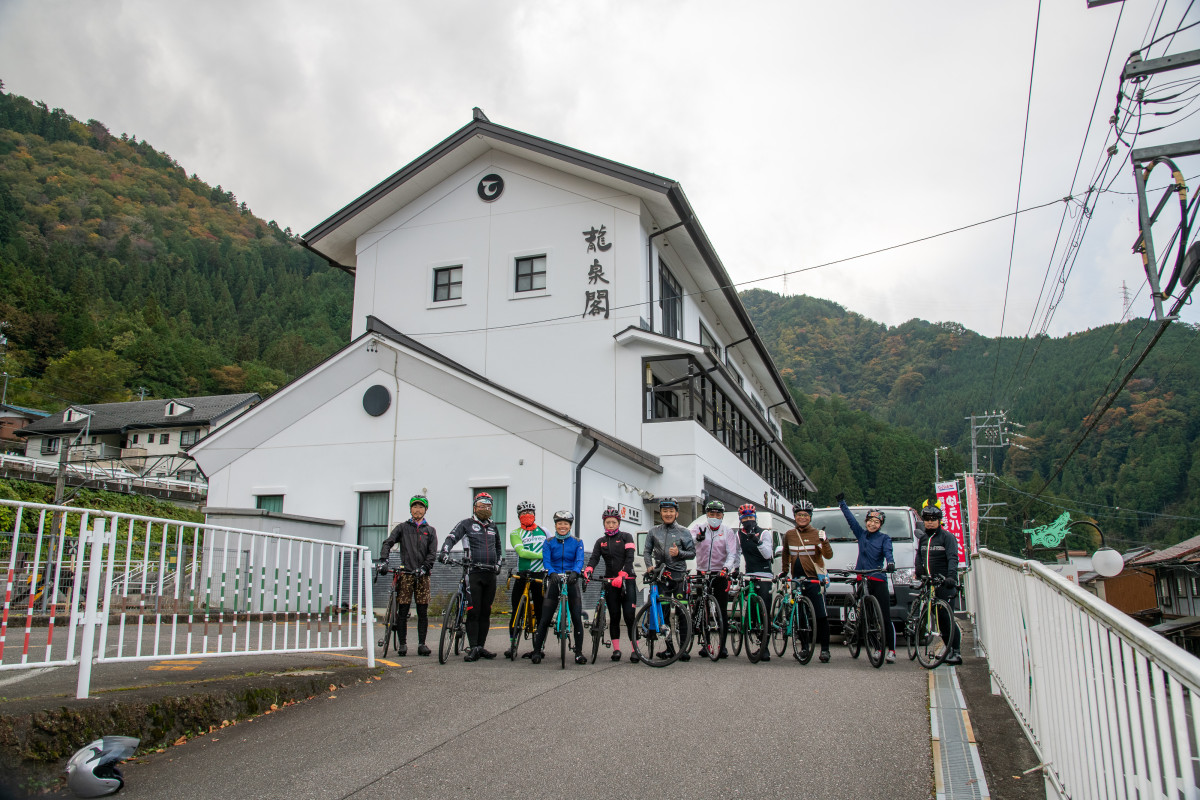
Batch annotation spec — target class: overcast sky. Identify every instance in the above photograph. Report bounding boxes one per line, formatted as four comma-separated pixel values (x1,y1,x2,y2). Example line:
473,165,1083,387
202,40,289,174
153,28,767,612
1,0,1197,338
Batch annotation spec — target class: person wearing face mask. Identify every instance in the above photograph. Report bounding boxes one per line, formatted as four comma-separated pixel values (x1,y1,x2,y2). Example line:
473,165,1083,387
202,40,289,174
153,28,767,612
735,504,776,663
505,500,547,659
837,493,897,663
584,508,638,662
689,500,739,659
531,511,586,665
643,498,695,662
781,499,834,663
440,492,504,662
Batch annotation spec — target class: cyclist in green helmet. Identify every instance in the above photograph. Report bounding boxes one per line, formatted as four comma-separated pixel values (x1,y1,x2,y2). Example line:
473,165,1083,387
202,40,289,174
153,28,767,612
377,495,438,656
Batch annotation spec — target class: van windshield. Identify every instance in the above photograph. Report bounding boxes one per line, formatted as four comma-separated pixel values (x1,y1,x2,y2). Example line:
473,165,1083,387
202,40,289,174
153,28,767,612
810,508,913,542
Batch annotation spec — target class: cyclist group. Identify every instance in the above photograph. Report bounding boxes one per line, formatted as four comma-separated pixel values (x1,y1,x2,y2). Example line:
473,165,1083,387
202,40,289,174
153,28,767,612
376,489,962,666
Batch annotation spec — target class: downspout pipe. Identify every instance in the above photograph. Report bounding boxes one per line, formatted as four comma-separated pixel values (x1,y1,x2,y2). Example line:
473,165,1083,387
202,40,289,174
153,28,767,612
573,437,601,539
646,219,688,332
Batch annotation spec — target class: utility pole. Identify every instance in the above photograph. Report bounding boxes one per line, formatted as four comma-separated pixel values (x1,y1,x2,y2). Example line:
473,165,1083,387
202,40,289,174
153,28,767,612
138,387,147,401
1120,281,1131,319
965,411,1027,548
0,324,8,406
934,445,950,483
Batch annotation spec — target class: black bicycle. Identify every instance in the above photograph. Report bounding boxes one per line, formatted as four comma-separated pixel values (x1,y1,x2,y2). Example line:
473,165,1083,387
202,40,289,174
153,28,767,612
687,571,726,662
585,574,618,664
828,568,886,669
373,560,419,658
437,558,499,664
906,575,958,669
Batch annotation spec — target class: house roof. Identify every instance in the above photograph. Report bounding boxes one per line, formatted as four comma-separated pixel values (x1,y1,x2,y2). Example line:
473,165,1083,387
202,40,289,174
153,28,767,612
300,110,804,428
1138,534,1200,565
16,394,261,437
0,403,50,418
1149,615,1200,636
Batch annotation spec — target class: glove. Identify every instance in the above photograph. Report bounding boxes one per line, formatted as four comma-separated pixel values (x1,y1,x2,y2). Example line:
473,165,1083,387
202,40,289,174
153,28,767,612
886,563,896,574
695,530,706,542
377,563,389,575
719,569,727,578
836,492,845,503
416,567,428,578
612,571,626,590
818,529,827,542
583,566,594,579
438,552,448,564
567,571,579,586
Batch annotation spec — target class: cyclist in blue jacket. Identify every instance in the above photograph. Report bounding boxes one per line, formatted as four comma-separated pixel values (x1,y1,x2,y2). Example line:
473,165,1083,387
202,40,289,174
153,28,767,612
837,493,897,663
531,511,587,665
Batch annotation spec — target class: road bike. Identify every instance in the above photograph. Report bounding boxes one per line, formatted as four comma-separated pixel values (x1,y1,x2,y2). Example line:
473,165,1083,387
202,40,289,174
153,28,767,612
437,558,498,664
905,575,958,669
585,573,621,664
828,568,886,668
631,565,692,667
373,560,419,658
726,571,769,663
686,571,726,662
504,567,545,660
768,573,818,664
541,572,580,669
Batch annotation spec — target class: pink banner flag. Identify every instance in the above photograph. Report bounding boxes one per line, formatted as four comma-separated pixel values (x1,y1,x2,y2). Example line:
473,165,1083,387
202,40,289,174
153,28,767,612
963,475,979,556
935,480,967,567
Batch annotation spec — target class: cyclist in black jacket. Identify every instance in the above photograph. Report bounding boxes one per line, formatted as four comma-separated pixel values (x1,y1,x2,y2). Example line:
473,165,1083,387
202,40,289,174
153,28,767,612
440,492,503,662
584,508,638,662
377,494,438,656
915,503,962,665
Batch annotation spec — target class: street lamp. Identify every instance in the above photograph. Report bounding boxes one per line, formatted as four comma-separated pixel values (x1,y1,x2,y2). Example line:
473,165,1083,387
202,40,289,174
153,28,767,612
1067,519,1123,578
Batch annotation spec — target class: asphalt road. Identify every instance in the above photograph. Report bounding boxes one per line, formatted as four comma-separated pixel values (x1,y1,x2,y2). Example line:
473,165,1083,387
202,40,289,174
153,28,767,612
102,638,932,800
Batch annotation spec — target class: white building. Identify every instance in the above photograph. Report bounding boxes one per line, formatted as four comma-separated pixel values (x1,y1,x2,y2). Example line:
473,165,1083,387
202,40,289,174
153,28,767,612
191,110,815,554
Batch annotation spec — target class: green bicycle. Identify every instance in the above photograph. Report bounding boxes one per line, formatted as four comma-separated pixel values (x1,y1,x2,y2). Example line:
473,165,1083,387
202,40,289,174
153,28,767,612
768,574,817,664
906,575,956,668
727,571,769,663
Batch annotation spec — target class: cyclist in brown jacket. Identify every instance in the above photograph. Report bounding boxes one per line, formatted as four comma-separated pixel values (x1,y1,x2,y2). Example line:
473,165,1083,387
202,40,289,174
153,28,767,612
781,500,834,662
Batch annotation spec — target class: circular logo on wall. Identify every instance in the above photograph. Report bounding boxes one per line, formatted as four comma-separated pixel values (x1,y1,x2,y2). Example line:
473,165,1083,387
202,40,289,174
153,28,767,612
477,173,504,202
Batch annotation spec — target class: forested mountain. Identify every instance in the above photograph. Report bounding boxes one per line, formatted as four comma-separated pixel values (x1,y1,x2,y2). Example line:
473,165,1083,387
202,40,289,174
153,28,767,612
2,84,1193,555
746,289,1200,551
0,86,352,408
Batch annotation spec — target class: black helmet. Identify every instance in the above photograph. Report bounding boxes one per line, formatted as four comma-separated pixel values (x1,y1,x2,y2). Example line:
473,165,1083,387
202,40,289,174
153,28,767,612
704,500,725,513
659,498,679,510
921,504,943,520
865,508,886,524
65,736,140,797
793,500,814,515
553,510,574,525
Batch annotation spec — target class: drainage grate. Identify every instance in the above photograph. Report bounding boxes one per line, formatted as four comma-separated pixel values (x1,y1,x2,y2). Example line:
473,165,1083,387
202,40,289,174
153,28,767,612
930,667,990,800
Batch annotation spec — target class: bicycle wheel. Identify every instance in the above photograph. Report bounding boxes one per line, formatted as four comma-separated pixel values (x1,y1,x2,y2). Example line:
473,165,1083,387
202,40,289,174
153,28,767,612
508,594,528,660
864,594,886,668
744,594,768,663
728,596,744,656
560,627,567,669
905,601,922,662
380,593,397,656
845,605,862,660
793,596,817,665
438,593,460,664
633,599,688,667
916,599,954,669
769,592,789,657
700,594,721,661
590,597,607,664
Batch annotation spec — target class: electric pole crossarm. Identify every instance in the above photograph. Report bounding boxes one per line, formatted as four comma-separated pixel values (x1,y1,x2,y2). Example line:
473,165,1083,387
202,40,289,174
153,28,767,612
1122,49,1200,81
1131,140,1200,163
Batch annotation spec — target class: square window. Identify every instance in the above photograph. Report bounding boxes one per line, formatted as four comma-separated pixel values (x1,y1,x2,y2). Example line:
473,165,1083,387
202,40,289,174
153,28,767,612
256,495,284,513
180,430,198,447
433,266,463,302
159,433,169,445
515,256,547,293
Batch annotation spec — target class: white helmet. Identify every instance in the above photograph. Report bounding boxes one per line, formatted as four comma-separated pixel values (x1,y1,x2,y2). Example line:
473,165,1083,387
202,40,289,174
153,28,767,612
65,736,139,797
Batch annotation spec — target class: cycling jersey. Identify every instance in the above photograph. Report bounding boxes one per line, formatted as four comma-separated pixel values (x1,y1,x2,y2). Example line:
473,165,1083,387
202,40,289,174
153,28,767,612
542,535,585,574
643,522,695,574
588,531,635,576
379,518,439,572
839,501,893,580
510,525,547,571
690,521,740,573
781,525,832,580
916,526,959,586
443,515,503,569
737,524,774,577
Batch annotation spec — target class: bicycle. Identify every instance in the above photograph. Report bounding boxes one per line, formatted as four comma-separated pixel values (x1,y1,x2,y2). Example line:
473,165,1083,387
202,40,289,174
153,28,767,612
540,572,580,669
373,560,419,658
686,571,726,662
437,558,498,664
828,568,886,669
585,573,619,664
905,575,958,669
768,573,818,664
631,565,692,667
504,568,545,660
726,571,769,663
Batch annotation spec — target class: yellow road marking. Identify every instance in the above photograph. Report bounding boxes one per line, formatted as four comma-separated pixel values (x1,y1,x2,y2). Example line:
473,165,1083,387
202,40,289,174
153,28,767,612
315,651,401,667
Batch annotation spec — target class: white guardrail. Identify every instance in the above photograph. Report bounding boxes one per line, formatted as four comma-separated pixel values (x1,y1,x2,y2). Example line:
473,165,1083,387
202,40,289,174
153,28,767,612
0,499,373,698
0,452,209,493
969,548,1200,800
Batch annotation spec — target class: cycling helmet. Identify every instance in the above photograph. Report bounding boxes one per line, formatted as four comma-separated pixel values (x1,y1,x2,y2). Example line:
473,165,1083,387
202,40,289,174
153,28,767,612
865,508,886,524
65,735,139,798
704,500,725,513
409,495,428,509
473,492,493,506
921,503,943,520
738,504,757,519
659,498,679,510
553,510,575,525
516,500,536,515
602,507,621,521
793,500,814,515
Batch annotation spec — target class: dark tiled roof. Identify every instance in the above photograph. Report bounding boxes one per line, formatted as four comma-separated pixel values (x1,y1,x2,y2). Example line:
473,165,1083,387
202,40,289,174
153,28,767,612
1138,534,1200,565
16,394,260,436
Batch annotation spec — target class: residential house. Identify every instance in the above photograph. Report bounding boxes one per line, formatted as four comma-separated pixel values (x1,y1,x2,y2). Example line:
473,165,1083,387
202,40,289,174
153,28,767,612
17,394,260,482
1139,534,1200,656
0,403,49,453
190,110,816,557
1076,546,1160,622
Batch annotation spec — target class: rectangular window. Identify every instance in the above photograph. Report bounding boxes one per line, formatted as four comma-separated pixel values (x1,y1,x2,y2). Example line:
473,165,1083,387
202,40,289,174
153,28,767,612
472,487,508,542
433,266,463,302
159,433,169,445
256,495,284,513
515,255,547,293
1159,577,1173,607
358,491,390,553
41,437,60,455
699,323,719,356
1192,576,1200,597
659,261,682,339
131,434,139,445
180,430,198,447
1177,574,1189,596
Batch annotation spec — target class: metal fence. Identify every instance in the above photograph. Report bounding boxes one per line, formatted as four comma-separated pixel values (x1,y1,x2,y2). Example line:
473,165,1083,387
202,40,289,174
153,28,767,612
0,499,373,698
968,548,1200,799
